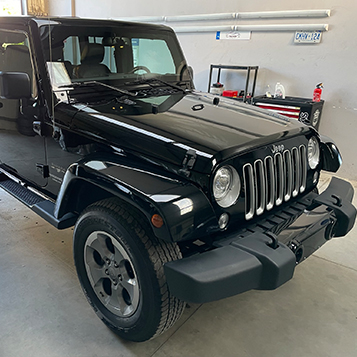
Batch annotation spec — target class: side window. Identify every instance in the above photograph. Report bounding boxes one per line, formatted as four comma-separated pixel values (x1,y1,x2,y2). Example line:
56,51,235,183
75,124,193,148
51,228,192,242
0,29,36,97
132,39,175,74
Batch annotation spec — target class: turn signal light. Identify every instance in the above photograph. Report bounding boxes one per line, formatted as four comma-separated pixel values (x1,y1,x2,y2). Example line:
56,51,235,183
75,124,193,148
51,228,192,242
151,214,164,228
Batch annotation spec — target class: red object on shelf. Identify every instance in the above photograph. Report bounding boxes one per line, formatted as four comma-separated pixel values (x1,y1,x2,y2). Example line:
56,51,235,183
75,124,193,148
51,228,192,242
312,83,323,102
222,90,238,98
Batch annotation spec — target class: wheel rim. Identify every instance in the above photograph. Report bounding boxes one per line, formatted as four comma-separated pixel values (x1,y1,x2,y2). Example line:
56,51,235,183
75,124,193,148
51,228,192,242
84,231,140,317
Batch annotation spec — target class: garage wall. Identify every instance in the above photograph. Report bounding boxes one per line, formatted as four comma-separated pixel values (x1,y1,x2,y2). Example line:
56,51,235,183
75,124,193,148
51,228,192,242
49,0,357,179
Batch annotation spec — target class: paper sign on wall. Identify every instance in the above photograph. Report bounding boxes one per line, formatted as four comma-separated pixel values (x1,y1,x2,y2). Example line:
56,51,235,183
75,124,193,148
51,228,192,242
216,31,251,40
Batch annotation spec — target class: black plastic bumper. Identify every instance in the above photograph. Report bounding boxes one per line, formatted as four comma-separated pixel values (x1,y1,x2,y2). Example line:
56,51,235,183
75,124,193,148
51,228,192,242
164,177,356,304
313,177,356,237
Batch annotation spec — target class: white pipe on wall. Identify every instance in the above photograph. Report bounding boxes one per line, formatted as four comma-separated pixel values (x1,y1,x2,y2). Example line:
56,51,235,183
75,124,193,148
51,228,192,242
173,25,236,33
167,10,330,22
165,13,236,22
120,9,330,23
123,16,165,22
237,10,330,19
174,24,329,33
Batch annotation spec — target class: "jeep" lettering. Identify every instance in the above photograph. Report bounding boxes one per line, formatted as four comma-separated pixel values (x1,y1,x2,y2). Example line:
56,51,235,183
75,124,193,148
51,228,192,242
271,144,285,154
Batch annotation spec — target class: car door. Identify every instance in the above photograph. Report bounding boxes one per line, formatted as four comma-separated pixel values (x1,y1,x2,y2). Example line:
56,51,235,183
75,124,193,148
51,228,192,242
0,25,47,187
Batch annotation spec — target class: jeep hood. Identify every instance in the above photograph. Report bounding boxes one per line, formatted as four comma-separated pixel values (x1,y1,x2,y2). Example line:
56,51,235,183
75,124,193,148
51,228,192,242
70,91,310,174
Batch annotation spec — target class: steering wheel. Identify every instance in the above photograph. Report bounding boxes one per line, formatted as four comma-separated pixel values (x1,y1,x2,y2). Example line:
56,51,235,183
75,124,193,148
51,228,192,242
128,66,151,74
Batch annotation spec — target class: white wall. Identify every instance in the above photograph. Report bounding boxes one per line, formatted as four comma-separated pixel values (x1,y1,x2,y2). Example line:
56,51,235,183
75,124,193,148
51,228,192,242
49,0,357,179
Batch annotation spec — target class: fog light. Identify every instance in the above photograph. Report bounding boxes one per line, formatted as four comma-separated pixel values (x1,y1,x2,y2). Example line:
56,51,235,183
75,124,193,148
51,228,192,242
313,171,319,184
218,213,229,230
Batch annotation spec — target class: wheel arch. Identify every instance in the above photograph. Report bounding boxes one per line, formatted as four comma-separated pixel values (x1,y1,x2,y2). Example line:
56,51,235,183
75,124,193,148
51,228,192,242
319,134,342,173
54,160,218,242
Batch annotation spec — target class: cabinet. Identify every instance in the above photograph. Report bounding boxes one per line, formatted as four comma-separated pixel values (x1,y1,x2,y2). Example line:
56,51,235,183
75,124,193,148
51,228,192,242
207,64,259,102
252,96,324,129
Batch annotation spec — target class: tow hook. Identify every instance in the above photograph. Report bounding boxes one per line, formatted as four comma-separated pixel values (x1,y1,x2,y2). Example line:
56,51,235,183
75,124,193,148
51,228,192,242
265,231,279,249
331,194,342,207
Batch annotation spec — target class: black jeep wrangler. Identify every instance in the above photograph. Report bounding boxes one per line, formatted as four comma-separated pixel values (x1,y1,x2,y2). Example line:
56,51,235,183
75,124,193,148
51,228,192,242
0,16,355,342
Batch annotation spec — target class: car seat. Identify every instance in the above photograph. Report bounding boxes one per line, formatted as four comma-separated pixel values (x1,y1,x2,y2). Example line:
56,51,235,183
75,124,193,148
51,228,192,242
75,43,110,78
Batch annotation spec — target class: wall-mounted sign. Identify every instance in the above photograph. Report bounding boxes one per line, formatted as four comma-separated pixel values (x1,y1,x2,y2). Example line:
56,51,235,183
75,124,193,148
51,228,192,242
27,0,48,16
216,31,251,40
294,31,322,43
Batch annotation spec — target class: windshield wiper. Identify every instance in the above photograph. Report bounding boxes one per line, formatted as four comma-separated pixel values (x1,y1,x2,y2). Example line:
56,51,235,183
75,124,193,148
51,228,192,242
59,81,138,97
126,78,189,94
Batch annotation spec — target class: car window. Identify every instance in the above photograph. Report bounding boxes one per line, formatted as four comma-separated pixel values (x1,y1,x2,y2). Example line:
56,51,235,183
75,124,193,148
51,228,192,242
63,35,176,75
132,38,175,74
0,29,37,97
41,23,191,93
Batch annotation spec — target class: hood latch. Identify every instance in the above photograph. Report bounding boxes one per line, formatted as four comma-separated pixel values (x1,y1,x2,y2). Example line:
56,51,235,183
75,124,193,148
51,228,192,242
179,149,197,177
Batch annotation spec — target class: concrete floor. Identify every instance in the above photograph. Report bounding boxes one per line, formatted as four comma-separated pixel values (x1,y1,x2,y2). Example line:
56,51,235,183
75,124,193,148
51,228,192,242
0,173,357,357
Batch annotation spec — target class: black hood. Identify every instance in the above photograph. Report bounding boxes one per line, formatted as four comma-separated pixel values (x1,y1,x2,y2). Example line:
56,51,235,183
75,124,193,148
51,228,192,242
69,91,310,174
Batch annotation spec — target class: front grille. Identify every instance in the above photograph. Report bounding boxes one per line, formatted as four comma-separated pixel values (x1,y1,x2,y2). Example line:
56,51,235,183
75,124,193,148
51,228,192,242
243,145,307,220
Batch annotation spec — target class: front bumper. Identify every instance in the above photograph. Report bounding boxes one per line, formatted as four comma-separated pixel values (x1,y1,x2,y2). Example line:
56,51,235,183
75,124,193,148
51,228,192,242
164,177,356,303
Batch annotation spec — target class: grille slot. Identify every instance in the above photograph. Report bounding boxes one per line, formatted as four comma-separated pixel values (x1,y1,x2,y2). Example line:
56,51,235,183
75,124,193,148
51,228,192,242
292,147,300,197
264,156,275,211
243,164,255,220
283,150,292,201
299,145,307,193
254,160,266,216
275,153,284,206
243,145,307,220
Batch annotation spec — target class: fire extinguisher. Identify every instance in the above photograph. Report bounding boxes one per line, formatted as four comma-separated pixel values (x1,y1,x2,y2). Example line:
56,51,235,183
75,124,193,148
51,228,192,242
313,83,323,102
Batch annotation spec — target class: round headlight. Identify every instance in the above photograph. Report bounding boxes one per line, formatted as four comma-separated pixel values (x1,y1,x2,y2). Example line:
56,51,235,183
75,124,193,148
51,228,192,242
308,137,320,169
213,165,241,208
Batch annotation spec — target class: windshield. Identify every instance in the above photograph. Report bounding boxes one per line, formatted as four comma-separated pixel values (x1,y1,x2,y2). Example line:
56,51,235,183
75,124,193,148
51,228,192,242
40,21,192,95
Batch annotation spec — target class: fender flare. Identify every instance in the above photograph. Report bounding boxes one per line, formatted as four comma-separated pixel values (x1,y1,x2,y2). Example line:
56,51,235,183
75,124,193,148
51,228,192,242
319,134,342,173
54,157,218,242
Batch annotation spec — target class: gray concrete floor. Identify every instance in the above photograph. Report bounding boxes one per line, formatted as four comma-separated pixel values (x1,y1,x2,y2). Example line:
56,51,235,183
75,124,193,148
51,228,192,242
0,173,357,357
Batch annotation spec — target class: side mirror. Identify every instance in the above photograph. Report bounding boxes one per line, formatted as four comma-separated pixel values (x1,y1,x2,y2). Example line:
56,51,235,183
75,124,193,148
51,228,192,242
0,71,31,99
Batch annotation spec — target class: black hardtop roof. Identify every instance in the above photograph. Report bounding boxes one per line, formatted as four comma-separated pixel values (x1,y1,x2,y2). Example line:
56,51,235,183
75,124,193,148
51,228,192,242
0,16,172,32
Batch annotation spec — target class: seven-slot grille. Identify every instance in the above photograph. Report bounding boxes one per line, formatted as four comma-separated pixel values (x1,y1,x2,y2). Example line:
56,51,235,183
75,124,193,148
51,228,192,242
243,145,307,220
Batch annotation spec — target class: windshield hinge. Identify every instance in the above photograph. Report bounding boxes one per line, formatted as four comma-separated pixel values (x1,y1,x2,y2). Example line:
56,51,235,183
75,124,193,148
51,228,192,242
36,164,50,179
179,149,197,177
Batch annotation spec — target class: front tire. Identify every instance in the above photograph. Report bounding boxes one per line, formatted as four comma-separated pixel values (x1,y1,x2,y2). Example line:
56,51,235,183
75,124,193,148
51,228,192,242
73,198,185,342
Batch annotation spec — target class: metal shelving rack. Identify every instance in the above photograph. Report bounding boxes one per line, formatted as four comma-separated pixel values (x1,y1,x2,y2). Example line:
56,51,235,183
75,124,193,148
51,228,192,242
207,64,259,102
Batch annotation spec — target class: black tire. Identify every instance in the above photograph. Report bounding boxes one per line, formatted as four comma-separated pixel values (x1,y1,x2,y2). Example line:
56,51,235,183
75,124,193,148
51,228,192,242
16,116,36,136
73,198,185,342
